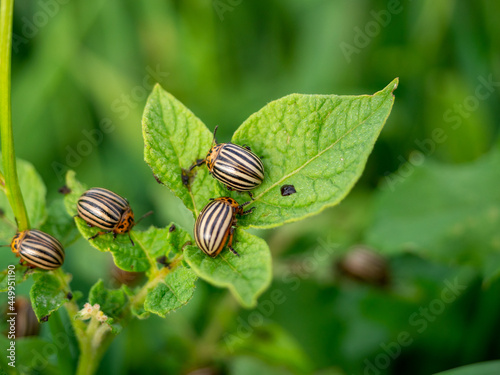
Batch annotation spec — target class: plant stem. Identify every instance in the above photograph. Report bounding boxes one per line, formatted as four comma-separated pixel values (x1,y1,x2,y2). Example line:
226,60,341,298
75,325,114,375
0,0,30,231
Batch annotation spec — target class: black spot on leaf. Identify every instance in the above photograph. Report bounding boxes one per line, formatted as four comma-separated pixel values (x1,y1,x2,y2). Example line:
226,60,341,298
280,185,296,196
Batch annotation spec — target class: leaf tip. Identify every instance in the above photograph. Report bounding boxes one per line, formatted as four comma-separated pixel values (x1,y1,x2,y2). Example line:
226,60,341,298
152,82,163,92
390,77,399,93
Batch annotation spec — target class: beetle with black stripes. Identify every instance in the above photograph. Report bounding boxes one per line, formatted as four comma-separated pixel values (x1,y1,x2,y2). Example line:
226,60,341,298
188,126,265,198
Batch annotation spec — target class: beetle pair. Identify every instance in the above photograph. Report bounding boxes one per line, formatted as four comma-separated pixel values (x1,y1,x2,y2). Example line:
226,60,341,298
189,127,265,258
9,187,141,271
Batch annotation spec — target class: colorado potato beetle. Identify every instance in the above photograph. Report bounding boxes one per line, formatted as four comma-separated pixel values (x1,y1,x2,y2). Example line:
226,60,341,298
336,247,390,287
194,197,254,257
189,126,264,196
10,229,65,270
77,188,151,246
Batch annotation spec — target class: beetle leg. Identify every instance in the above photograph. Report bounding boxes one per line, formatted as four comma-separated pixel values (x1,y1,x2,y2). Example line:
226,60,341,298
88,231,112,241
248,191,255,200
242,207,255,215
88,233,100,240
227,227,240,257
20,259,36,270
242,144,252,151
226,185,233,191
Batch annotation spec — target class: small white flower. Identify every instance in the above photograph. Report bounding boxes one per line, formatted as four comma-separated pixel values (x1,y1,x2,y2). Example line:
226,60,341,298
96,311,108,322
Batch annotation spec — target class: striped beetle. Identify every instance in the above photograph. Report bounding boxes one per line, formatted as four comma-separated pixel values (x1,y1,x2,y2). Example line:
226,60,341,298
194,197,254,257
10,229,65,270
189,126,264,197
77,187,151,246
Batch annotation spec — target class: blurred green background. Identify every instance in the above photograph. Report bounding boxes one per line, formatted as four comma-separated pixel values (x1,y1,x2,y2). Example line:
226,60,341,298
2,0,500,374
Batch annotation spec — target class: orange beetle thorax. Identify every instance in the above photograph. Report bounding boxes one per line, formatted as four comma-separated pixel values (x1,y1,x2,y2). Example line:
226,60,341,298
10,231,27,256
115,207,135,234
205,144,224,171
214,197,239,208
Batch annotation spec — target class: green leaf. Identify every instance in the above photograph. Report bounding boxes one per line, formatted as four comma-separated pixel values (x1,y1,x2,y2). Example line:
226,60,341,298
143,266,197,317
89,279,127,319
433,361,500,375
232,79,398,228
0,158,47,243
143,81,397,228
143,84,216,216
132,223,192,261
141,82,396,306
366,149,500,280
89,279,127,332
223,323,312,374
184,230,272,308
131,224,196,318
29,272,70,321
73,216,152,272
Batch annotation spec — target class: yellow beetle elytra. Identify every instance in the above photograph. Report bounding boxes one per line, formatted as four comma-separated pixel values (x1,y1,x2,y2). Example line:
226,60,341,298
194,197,254,257
189,127,264,196
77,188,152,246
11,230,65,270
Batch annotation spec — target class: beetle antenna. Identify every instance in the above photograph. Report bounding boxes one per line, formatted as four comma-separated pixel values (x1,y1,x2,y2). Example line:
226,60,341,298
0,244,11,247
136,211,153,225
188,159,206,172
212,125,219,145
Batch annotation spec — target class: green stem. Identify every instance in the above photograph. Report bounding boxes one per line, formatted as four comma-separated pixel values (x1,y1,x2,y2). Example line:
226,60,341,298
69,254,183,375
0,0,30,230
75,323,114,375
